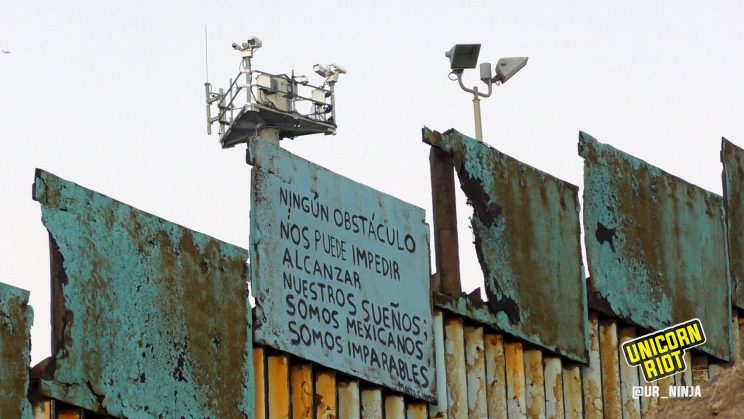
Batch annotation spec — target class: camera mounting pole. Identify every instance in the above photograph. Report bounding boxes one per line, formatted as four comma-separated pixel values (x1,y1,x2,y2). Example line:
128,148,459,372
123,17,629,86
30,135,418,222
453,70,492,142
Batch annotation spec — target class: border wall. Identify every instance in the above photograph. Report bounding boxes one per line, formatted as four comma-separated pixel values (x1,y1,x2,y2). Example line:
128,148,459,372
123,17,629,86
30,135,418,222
2,129,743,418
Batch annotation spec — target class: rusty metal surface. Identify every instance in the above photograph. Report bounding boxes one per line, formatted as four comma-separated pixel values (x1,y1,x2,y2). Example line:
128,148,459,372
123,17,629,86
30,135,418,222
423,128,588,364
484,334,507,419
337,379,360,418
443,318,467,419
406,402,427,419
429,147,462,295
384,395,405,419
463,326,487,418
721,138,744,308
580,133,731,361
617,327,641,419
248,138,435,401
430,310,448,418
582,312,603,418
32,169,253,417
291,363,314,418
254,346,267,419
267,355,290,419
599,319,621,418
361,388,383,419
504,341,526,418
561,364,582,419
315,370,337,418
543,357,564,419
524,349,546,418
0,282,33,419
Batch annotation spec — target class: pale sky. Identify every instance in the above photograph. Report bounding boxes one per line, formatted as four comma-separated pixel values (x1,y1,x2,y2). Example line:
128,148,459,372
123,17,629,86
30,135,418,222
3,1,744,364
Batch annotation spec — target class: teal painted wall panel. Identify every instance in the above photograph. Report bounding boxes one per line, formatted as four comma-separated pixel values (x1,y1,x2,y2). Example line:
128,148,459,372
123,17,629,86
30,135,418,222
248,139,436,402
424,128,588,363
0,282,33,419
33,169,253,417
580,133,731,361
721,138,744,309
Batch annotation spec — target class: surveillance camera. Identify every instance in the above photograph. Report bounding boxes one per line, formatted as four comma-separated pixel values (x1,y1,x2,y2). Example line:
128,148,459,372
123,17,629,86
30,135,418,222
479,62,492,84
294,75,309,85
331,63,347,74
247,37,262,48
232,43,240,50
314,64,332,78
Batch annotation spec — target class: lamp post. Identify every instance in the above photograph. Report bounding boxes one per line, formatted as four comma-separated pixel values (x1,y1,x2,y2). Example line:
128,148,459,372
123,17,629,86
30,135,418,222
445,44,528,142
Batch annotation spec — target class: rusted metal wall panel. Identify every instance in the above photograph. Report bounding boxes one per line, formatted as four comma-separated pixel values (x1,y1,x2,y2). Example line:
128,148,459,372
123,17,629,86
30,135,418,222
504,341,527,418
561,364,582,418
315,370,337,418
248,138,435,401
338,379,360,418
254,346,267,419
268,355,290,418
32,169,253,417
406,402,427,419
580,133,731,361
384,395,405,419
721,138,744,308
0,282,33,419
484,334,507,419
361,387,383,419
617,327,641,419
598,319,621,418
524,349,546,419
582,312,603,417
463,326,486,418
291,362,314,418
423,128,589,364
443,318,467,419
543,357,563,419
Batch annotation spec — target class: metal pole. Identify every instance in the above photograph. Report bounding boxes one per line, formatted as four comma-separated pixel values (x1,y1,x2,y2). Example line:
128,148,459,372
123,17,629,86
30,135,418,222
472,86,483,142
457,73,490,142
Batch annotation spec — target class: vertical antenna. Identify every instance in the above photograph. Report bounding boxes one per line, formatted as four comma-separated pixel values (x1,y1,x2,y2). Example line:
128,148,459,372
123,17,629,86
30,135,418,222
204,25,209,81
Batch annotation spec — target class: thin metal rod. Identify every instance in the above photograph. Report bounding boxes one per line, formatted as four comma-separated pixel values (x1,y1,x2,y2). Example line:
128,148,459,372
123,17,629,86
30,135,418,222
204,26,209,81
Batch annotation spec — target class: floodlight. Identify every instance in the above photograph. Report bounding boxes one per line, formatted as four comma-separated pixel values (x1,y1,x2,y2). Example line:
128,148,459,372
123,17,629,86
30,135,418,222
493,57,528,84
445,44,481,70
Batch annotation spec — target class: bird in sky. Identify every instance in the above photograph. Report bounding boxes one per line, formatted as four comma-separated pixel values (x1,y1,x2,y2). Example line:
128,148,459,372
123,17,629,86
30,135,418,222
2,50,10,54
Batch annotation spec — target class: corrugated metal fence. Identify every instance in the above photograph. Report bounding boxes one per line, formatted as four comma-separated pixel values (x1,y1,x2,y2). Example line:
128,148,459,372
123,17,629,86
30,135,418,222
10,130,744,418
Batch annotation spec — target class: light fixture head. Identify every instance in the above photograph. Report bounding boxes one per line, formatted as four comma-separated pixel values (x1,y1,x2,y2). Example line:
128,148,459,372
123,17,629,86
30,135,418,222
493,57,528,84
445,44,481,70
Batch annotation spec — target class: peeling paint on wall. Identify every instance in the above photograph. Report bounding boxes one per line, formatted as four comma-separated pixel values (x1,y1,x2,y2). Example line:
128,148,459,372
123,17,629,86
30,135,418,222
721,138,744,309
0,282,33,419
424,127,588,363
580,133,731,361
33,169,253,417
